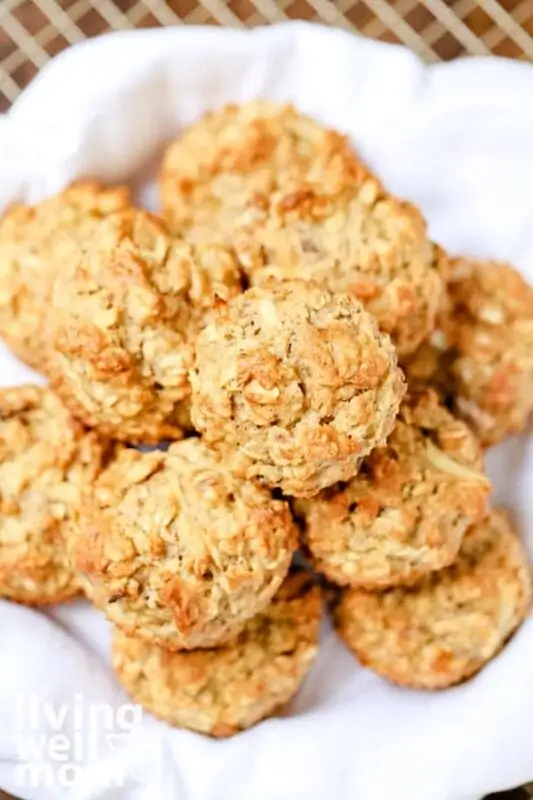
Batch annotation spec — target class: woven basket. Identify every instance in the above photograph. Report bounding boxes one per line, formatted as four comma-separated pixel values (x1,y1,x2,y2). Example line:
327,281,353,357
1,0,533,111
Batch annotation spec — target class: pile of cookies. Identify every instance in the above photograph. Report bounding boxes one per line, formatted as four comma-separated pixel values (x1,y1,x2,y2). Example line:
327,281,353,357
0,102,532,735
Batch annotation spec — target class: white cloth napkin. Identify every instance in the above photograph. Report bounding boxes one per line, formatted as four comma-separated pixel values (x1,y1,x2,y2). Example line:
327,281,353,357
1,22,533,800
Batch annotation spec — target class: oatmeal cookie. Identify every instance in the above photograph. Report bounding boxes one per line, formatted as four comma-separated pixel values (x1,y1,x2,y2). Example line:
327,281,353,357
112,573,321,736
161,102,443,355
72,439,298,650
190,281,405,497
334,509,532,689
404,258,533,446
47,209,242,443
0,181,132,367
448,258,533,446
0,385,108,604
299,390,490,588
402,338,451,396
402,289,455,395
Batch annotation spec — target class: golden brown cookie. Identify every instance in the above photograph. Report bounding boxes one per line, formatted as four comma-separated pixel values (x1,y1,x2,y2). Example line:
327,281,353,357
47,209,242,443
402,288,455,395
160,102,444,356
404,258,533,446
402,338,451,396
0,181,132,367
72,439,298,650
334,510,532,689
0,385,108,604
449,258,533,446
299,390,490,589
190,280,405,497
112,573,321,737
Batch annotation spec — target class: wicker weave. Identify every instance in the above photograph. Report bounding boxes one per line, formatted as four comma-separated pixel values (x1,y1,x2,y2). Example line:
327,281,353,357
0,0,532,111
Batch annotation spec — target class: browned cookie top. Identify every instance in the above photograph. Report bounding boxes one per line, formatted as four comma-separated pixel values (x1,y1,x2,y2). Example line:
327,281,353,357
334,510,531,689
191,280,405,497
73,438,298,650
47,209,242,443
112,573,322,737
299,390,490,588
0,181,132,367
0,385,108,604
161,101,444,356
404,257,533,447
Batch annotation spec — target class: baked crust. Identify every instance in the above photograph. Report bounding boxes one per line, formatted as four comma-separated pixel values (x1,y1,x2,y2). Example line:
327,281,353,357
450,258,533,445
0,385,108,604
47,209,242,443
334,510,532,689
191,280,405,497
404,258,533,446
161,101,444,356
112,573,321,736
0,181,132,367
300,390,490,588
72,439,298,649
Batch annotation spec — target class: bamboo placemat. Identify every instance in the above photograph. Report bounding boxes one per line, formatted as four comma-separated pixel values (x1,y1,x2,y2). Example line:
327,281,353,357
1,2,533,799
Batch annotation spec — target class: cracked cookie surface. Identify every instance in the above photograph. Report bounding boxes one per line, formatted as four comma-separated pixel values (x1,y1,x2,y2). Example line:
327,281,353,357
73,438,298,650
334,509,531,689
112,573,321,736
448,258,533,446
190,280,405,497
404,258,533,446
298,390,490,588
47,209,242,443
160,102,443,356
0,385,108,604
0,181,132,367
